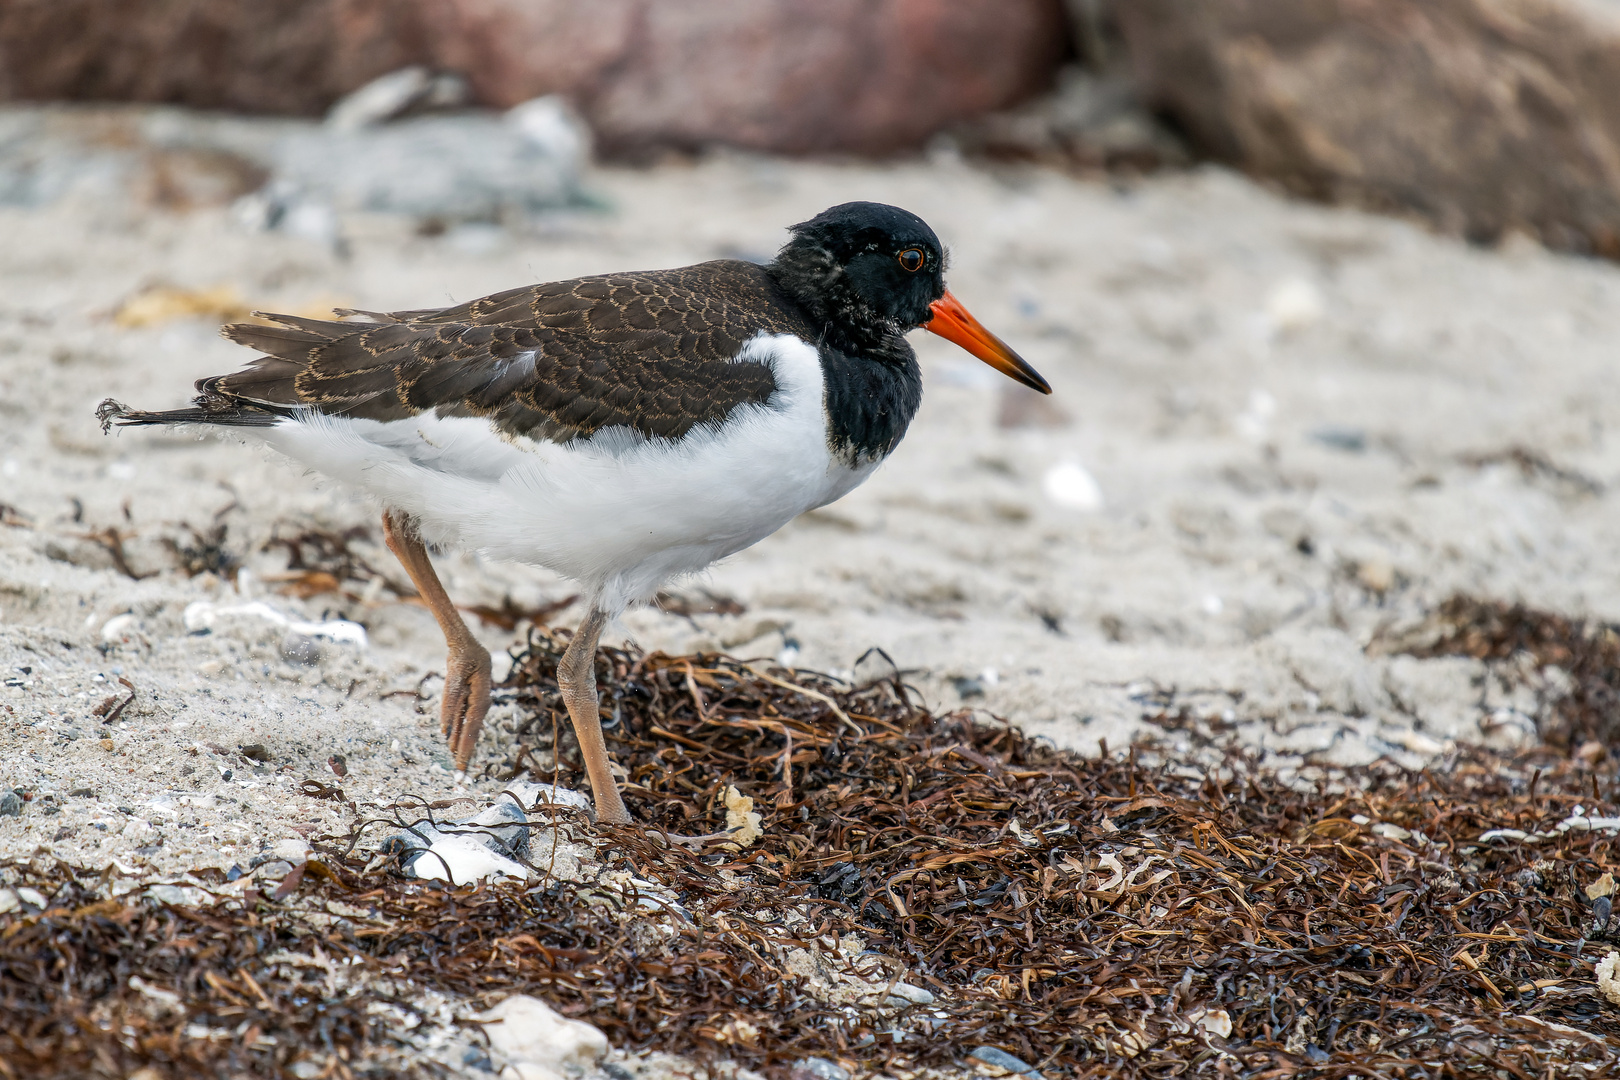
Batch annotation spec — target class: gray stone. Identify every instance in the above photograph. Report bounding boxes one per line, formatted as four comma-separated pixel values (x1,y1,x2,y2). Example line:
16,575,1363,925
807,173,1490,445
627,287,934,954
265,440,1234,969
0,96,588,227
968,1046,1041,1077
0,790,21,817
790,1058,850,1080
279,632,321,666
886,981,936,1005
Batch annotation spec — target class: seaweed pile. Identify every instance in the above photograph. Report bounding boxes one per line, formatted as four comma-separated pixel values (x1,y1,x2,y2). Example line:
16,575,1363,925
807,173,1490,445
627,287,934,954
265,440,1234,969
1382,594,1620,751
1,628,1617,1078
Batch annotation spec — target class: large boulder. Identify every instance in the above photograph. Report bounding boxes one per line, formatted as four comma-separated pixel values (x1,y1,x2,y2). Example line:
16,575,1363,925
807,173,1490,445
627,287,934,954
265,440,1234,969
0,0,431,118
0,0,1069,157
1115,0,1620,255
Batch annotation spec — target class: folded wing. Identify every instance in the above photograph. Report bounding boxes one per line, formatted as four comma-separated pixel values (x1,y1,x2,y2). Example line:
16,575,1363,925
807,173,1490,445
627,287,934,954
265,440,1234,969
122,261,817,443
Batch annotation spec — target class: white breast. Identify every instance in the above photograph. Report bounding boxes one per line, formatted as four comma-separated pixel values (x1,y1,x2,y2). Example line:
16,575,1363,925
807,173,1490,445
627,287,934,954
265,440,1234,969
261,333,876,612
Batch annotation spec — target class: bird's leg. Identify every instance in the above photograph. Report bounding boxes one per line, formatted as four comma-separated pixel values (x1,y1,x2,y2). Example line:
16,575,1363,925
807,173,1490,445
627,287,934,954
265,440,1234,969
555,607,631,825
555,611,743,845
382,510,491,773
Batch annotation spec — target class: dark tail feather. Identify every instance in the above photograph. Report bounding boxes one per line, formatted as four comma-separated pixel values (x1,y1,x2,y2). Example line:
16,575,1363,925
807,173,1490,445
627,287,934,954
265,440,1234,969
96,395,288,434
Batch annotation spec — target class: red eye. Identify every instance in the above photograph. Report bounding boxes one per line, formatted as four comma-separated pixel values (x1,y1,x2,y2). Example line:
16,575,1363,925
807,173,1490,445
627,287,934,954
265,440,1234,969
898,248,924,272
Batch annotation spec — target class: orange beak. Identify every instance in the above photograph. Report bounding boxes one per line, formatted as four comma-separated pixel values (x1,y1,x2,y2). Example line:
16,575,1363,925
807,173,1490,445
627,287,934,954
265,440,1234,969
924,291,1051,394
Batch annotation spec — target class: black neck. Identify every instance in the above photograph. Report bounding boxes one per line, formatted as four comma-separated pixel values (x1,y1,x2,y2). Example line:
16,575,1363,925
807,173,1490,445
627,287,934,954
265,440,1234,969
766,241,925,465
817,345,922,466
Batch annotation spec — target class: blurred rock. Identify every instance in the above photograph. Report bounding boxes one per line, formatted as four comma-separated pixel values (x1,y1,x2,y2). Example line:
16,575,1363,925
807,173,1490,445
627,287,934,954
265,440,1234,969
1116,0,1620,255
0,94,588,227
0,0,1068,158
256,100,587,220
0,0,429,117
956,65,1188,172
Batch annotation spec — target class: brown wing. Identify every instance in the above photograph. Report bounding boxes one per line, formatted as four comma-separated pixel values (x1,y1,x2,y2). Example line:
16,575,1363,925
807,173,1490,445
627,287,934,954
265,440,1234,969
204,260,818,442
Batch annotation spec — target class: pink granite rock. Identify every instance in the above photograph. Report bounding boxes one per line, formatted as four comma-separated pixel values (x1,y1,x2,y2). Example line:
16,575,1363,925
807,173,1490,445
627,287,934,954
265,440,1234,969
0,0,1068,156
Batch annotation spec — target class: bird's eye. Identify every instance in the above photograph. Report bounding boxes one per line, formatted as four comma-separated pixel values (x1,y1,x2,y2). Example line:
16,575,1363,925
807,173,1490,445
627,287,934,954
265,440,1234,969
898,248,924,272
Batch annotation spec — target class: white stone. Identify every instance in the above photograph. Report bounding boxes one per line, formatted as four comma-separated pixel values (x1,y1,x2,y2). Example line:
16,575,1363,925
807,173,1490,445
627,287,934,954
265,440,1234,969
273,837,312,863
479,995,607,1076
1265,277,1325,335
100,613,141,644
1042,460,1104,511
410,833,531,885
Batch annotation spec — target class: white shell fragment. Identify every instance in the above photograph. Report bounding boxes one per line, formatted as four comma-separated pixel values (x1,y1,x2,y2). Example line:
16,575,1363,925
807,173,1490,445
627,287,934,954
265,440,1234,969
1597,951,1620,1007
1480,810,1620,844
182,600,368,648
722,785,763,850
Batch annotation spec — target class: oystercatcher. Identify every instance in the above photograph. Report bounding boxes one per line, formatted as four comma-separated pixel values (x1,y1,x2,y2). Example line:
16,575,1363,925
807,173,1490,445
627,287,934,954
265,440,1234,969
99,201,1050,825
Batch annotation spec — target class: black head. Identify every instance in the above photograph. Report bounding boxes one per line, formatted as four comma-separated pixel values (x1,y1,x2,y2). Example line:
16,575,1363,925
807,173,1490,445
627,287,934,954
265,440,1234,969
769,201,1051,394
781,201,945,328
769,201,945,353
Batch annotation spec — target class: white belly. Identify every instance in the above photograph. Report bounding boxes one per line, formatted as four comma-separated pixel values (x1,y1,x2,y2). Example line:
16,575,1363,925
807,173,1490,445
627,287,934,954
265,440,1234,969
262,333,875,612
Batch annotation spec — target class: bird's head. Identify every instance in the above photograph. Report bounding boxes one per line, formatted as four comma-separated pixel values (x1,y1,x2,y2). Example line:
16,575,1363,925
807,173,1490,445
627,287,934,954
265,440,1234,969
771,201,1050,394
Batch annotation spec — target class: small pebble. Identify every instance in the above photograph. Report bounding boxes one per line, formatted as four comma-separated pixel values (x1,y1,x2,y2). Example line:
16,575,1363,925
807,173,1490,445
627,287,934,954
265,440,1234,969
99,738,115,752
0,790,22,817
239,743,273,762
328,753,348,777
886,982,935,1005
280,631,321,666
969,1047,1040,1077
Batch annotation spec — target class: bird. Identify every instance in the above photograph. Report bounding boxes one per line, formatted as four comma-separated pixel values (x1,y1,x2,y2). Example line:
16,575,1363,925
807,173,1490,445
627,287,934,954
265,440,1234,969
98,201,1051,826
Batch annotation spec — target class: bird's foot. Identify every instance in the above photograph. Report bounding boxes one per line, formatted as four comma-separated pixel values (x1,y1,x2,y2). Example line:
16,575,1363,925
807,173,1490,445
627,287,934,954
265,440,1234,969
441,640,492,771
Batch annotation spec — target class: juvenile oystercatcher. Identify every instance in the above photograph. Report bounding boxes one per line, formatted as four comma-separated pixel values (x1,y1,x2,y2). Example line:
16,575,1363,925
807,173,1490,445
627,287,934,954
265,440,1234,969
99,202,1050,825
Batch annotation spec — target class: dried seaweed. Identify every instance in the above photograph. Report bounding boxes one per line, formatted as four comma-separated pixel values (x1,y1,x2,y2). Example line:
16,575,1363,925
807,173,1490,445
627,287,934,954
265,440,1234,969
262,523,409,601
1384,595,1620,751
162,520,239,579
655,588,748,619
2,630,1618,1078
261,523,573,629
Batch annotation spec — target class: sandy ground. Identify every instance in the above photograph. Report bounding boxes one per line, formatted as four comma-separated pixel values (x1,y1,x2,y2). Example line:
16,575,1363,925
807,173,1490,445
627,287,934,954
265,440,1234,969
2,144,1619,887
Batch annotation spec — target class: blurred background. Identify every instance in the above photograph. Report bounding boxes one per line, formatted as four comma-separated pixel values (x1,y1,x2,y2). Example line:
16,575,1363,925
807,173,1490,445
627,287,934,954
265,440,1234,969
2,0,1619,786
6,0,1620,252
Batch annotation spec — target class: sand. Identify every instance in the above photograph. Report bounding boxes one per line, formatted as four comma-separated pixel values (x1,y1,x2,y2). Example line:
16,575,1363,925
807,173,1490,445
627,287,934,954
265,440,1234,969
2,143,1618,900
